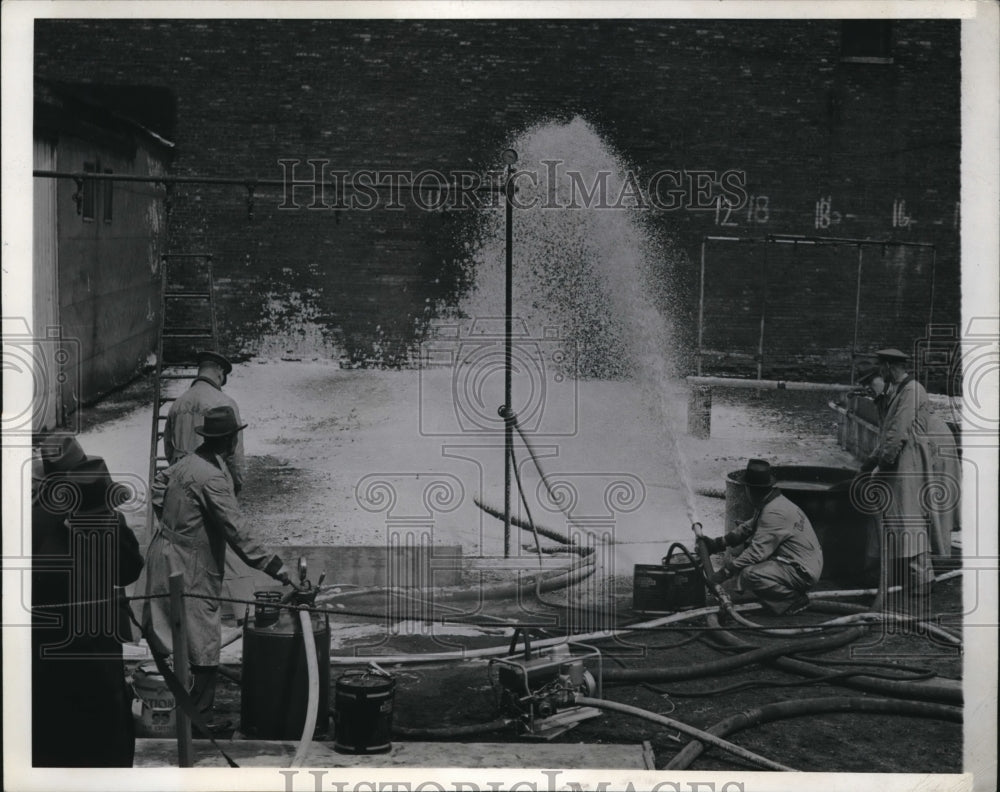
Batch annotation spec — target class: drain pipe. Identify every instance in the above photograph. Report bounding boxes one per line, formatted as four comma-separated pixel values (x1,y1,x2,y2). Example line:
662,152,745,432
665,695,963,770
571,696,795,772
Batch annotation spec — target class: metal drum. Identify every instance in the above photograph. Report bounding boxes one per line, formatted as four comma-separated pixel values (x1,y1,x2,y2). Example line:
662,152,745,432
240,597,330,740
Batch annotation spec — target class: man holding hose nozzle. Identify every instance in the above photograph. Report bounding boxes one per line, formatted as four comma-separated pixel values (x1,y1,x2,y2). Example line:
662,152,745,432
142,405,304,735
697,459,823,616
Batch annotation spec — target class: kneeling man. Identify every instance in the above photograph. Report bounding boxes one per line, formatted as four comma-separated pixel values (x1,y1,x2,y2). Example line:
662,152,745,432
698,459,823,615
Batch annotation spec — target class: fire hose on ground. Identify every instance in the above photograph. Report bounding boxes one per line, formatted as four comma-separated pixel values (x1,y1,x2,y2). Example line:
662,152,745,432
570,696,796,772
664,695,963,770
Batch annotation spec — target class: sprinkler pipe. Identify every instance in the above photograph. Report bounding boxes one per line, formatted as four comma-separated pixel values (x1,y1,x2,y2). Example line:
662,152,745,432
571,696,795,772
665,695,963,770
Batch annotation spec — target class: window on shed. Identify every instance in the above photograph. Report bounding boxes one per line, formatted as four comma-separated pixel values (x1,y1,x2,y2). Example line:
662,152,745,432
103,168,114,224
82,162,97,221
840,21,894,63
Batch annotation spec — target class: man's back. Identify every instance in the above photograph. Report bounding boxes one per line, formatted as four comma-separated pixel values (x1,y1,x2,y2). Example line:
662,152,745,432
164,379,245,491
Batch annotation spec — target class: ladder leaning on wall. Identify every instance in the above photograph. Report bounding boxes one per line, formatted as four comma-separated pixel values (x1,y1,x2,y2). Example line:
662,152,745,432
146,253,219,537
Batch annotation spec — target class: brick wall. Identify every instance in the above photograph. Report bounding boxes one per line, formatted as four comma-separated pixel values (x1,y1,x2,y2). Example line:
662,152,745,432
34,19,960,382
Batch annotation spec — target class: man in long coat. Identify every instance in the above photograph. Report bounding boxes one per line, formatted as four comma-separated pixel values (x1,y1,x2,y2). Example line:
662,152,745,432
861,348,943,609
33,438,144,766
163,350,246,494
142,406,296,727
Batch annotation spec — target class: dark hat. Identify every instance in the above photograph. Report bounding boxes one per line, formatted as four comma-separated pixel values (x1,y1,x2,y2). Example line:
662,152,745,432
196,350,233,374
194,405,247,437
733,458,778,488
874,348,909,363
38,434,89,473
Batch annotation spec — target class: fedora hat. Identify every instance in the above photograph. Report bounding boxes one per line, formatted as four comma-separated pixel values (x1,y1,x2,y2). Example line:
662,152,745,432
195,405,247,437
733,458,778,488
196,350,233,374
874,348,909,363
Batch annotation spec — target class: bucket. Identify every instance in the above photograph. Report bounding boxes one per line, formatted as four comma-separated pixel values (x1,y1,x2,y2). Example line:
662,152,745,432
131,662,176,737
333,670,395,754
633,543,706,613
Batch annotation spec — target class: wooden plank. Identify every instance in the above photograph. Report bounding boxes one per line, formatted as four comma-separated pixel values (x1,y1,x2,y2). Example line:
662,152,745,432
134,739,651,769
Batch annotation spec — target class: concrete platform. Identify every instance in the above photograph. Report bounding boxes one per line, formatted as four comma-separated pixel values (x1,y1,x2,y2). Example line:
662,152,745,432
134,739,655,769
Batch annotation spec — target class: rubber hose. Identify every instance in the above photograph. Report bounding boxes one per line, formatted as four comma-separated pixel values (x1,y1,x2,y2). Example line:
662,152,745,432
705,613,962,705
392,718,514,738
475,498,578,546
665,695,963,770
572,696,795,772
603,625,865,684
802,598,962,646
290,610,320,768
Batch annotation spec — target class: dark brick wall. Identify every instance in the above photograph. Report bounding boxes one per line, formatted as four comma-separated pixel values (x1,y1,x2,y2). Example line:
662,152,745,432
34,19,960,381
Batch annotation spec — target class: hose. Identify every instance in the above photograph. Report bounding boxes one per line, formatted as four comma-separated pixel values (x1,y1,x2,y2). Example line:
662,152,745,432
705,612,962,705
475,498,580,547
571,696,796,772
290,609,320,768
665,695,963,770
602,625,865,684
800,598,962,646
392,718,515,738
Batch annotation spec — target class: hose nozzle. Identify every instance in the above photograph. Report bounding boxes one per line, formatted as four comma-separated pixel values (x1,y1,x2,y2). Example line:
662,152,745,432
691,522,705,539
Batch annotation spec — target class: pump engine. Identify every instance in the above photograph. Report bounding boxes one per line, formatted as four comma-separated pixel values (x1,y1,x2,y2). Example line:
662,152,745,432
489,632,602,737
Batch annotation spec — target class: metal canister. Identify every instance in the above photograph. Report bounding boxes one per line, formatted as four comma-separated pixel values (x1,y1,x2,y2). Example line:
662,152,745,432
240,595,331,740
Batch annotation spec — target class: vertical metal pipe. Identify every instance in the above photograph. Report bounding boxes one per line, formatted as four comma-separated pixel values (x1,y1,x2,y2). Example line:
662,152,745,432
757,241,769,380
168,571,193,766
697,240,706,377
927,246,937,328
503,166,514,559
851,244,864,384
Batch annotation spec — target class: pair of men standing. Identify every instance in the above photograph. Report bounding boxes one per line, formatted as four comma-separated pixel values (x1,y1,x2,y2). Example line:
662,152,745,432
858,347,958,610
142,351,299,732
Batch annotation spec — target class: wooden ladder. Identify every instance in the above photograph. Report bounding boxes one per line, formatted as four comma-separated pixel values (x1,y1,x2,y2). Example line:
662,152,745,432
146,253,219,535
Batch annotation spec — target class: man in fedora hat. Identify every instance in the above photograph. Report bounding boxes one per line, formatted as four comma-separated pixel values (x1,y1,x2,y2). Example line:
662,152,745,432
859,347,949,611
697,459,823,616
32,446,144,766
142,405,300,732
163,349,246,495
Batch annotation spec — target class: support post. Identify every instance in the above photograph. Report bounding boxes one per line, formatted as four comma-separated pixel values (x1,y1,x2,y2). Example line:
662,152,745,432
697,239,706,377
851,244,864,384
687,385,713,439
503,160,515,558
168,571,193,767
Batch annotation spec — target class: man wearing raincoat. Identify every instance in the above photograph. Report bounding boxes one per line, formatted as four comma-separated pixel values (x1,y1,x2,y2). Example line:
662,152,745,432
142,405,298,729
163,350,246,494
860,348,948,610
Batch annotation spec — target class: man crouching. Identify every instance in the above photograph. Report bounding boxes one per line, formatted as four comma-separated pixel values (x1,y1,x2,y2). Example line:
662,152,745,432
698,459,823,616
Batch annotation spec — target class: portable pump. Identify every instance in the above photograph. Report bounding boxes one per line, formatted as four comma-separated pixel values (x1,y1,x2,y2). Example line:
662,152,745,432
488,628,602,737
